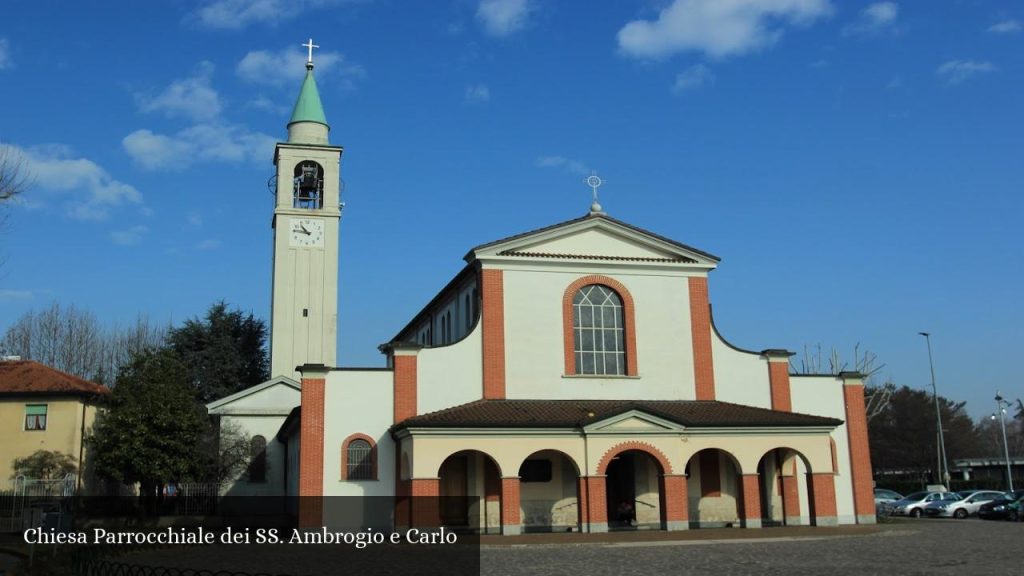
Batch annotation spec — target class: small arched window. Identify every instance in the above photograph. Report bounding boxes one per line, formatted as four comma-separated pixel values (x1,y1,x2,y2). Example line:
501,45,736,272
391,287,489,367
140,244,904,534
573,284,626,375
343,435,377,481
248,435,267,483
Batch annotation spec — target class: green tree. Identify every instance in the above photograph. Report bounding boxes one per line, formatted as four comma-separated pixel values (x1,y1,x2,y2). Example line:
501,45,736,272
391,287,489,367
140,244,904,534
12,450,77,479
89,349,208,498
868,385,983,482
168,301,269,403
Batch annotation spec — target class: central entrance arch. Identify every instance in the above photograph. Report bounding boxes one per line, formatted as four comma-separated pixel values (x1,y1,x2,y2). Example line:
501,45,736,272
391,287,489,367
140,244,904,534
598,444,672,530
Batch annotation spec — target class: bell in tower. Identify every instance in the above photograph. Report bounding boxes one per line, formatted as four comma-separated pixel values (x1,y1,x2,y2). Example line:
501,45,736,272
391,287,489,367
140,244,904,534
294,161,324,209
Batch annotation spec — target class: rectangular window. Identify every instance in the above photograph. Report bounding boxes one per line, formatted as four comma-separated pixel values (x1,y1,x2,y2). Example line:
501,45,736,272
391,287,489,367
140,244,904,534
520,459,552,483
25,404,47,431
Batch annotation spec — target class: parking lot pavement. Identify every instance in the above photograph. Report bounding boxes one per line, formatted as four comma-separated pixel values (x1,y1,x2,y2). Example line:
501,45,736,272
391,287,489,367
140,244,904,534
480,519,1024,576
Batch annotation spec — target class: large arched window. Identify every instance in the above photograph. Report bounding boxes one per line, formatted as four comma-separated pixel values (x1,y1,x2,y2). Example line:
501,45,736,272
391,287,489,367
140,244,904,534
248,435,267,483
573,285,626,375
342,434,377,481
562,275,638,376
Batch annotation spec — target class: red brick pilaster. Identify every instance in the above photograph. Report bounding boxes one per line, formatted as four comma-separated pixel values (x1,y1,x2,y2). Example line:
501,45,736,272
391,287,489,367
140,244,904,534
581,476,608,531
661,474,688,529
841,372,876,523
781,465,802,525
811,473,838,526
764,352,793,411
298,374,326,528
689,276,715,400
500,477,522,534
410,478,441,528
393,351,418,423
741,474,763,528
481,269,506,399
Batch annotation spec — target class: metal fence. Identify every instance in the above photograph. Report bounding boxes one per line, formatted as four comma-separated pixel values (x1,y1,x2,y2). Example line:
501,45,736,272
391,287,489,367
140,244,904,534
0,474,76,532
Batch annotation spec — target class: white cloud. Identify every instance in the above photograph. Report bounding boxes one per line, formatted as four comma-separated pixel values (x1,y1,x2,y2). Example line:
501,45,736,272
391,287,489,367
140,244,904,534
191,0,347,30
936,60,996,85
886,75,902,89
246,95,289,114
672,63,714,93
465,84,491,103
0,289,36,302
122,123,276,171
196,239,223,251
536,156,590,175
476,0,534,37
136,61,222,121
110,225,148,246
617,0,832,59
187,212,203,226
237,46,364,89
0,38,11,70
3,143,142,220
988,19,1021,34
843,2,899,35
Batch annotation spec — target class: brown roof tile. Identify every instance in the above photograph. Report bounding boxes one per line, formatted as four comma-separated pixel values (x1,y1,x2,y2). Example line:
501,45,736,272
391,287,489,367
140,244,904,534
0,360,110,397
392,399,841,431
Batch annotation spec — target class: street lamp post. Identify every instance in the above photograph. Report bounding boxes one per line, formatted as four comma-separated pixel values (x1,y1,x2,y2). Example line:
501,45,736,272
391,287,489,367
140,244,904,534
919,332,950,486
993,392,1014,492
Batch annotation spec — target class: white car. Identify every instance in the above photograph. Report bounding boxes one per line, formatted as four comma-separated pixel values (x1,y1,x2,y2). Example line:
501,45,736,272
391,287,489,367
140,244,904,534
924,490,1006,519
890,491,948,517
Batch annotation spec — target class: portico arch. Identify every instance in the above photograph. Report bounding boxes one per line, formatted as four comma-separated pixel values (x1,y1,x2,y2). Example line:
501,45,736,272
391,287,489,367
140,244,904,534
755,447,813,527
684,447,744,528
517,449,581,532
436,449,503,534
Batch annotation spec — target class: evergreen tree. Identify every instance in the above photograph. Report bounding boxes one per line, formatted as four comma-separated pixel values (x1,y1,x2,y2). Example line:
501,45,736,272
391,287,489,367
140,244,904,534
167,301,270,403
89,349,208,498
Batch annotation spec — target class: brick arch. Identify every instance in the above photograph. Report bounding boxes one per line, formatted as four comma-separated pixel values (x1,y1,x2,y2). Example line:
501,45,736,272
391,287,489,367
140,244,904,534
562,275,639,376
596,441,673,475
341,433,378,481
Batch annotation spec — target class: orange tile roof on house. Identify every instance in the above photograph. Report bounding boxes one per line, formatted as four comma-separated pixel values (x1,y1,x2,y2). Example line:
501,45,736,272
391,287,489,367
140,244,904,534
0,360,110,397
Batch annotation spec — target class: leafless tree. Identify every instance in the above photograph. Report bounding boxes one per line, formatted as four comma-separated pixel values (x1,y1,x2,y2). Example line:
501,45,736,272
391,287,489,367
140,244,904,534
0,143,31,202
0,302,168,384
791,342,894,422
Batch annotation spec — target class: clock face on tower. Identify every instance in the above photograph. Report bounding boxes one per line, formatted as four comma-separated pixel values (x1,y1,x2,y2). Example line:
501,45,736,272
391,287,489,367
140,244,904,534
289,218,325,247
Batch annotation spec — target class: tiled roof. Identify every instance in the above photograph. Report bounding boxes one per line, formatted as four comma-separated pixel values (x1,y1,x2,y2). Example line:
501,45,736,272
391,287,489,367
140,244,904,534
469,212,721,263
393,399,841,431
497,250,696,263
0,360,110,397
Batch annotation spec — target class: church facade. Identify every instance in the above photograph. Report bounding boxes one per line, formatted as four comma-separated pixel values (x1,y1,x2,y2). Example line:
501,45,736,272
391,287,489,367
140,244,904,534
209,53,876,534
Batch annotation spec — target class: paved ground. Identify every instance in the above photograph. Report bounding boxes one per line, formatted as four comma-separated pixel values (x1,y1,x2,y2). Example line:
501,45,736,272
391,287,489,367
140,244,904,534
106,518,1023,575
480,519,1024,576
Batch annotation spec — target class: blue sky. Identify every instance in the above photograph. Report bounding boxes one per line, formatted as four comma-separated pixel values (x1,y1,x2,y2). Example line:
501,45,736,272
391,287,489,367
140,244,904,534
1,0,1021,419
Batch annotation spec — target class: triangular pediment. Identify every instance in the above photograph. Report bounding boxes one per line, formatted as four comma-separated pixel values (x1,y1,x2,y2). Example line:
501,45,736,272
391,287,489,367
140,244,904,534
584,410,686,433
206,376,301,416
470,213,718,269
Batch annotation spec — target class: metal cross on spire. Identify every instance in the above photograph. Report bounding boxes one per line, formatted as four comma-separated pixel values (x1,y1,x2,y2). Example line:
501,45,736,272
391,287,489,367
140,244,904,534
302,38,320,67
585,171,605,214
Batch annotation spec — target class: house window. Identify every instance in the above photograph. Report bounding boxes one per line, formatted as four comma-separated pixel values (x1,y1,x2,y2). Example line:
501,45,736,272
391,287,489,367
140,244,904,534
573,284,626,375
344,436,376,480
25,405,47,431
249,435,267,483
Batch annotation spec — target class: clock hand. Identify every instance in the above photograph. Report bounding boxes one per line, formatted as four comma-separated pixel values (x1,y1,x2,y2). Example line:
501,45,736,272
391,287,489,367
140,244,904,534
300,224,311,235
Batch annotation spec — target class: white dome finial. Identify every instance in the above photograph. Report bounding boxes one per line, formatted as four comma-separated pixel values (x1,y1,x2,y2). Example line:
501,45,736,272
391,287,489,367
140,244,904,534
585,171,605,214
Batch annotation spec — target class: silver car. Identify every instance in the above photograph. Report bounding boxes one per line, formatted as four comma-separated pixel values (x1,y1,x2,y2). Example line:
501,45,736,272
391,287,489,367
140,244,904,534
890,490,948,517
924,490,1006,519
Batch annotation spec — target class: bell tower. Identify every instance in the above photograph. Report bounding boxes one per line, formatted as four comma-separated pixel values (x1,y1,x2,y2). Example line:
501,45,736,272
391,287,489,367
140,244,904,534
269,40,342,380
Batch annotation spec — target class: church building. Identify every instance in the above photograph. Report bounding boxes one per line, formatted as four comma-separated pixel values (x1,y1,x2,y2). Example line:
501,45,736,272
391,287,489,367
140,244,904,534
207,46,876,534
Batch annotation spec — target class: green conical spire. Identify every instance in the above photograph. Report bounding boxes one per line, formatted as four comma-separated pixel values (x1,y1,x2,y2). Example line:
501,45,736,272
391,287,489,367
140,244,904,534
288,65,329,128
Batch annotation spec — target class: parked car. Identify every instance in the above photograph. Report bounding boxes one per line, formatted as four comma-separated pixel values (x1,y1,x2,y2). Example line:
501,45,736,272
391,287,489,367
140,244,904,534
890,491,948,518
874,488,904,506
978,490,1024,520
924,490,1005,519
